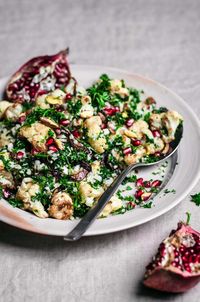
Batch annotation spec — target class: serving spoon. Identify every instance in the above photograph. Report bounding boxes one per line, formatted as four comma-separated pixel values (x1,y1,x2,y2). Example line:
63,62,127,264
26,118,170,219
64,125,183,241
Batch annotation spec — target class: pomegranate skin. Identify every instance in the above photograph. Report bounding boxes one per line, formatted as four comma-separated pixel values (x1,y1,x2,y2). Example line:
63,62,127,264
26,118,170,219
143,223,200,293
144,268,200,293
6,49,71,103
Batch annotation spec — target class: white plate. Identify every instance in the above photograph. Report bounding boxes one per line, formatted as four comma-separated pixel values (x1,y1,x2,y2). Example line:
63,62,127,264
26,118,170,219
0,65,200,237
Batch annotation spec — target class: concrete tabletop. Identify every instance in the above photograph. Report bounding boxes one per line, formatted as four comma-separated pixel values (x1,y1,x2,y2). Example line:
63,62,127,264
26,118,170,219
0,0,200,301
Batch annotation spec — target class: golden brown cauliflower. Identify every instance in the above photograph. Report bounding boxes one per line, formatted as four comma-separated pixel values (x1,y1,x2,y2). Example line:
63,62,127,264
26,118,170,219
16,178,48,218
84,116,108,153
124,120,149,139
48,191,73,220
19,122,55,152
124,146,146,165
4,103,23,121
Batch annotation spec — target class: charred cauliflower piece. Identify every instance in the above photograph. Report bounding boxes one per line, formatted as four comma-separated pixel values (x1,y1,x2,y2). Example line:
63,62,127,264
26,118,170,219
16,178,48,218
48,191,73,220
19,122,55,152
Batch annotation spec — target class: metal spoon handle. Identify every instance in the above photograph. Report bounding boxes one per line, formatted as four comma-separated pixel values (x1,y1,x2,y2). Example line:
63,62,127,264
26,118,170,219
64,163,141,241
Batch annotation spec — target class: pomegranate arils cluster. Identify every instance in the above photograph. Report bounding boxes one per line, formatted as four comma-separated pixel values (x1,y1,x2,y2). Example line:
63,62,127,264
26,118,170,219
6,49,71,103
144,222,200,292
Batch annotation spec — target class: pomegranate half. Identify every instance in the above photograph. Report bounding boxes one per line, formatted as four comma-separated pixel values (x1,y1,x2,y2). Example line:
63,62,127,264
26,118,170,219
143,221,200,292
6,49,71,103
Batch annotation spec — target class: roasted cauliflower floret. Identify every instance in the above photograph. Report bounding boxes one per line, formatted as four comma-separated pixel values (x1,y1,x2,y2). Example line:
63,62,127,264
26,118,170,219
0,101,12,118
149,113,165,130
124,120,149,139
100,195,122,217
4,103,23,121
0,151,9,170
19,122,55,152
48,191,73,220
110,79,129,98
45,89,66,105
80,95,94,118
145,137,165,155
0,170,15,189
84,116,108,153
35,94,50,109
162,111,183,143
79,182,104,203
89,137,108,154
124,146,146,165
16,178,48,218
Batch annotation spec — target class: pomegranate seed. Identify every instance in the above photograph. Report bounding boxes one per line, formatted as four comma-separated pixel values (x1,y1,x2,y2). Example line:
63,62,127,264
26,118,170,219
152,130,161,138
125,118,134,127
123,147,132,155
136,178,144,187
154,151,161,157
151,180,162,187
55,128,61,135
141,192,152,201
60,119,70,126
132,139,141,146
49,145,58,152
66,93,72,100
16,151,24,159
18,115,26,124
31,148,39,155
101,123,107,129
103,106,119,116
128,202,136,208
143,181,152,188
72,130,80,138
3,189,11,199
135,189,144,200
46,138,54,146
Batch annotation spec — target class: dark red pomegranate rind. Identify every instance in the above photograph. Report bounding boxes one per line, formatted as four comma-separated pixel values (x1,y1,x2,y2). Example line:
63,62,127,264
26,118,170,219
6,49,71,103
143,223,200,293
144,267,200,293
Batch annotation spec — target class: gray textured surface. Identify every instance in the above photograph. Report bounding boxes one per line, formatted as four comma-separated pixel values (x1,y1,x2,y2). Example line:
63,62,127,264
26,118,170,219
0,0,200,301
